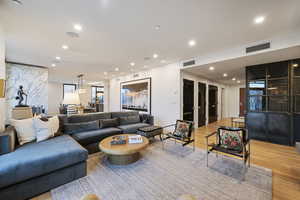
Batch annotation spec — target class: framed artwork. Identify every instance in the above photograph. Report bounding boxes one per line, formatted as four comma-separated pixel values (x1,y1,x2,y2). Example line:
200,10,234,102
120,78,151,114
0,79,6,98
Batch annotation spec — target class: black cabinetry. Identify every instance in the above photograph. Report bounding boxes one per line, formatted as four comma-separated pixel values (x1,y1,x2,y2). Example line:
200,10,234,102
246,59,300,145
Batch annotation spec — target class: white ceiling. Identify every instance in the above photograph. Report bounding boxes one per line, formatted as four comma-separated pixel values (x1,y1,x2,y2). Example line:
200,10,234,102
1,0,300,83
183,45,300,85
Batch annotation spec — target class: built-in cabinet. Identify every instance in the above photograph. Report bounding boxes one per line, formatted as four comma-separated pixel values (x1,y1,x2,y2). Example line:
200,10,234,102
246,58,300,145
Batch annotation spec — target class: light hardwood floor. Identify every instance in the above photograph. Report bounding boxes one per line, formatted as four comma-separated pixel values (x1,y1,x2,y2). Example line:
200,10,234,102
194,118,300,200
32,118,300,200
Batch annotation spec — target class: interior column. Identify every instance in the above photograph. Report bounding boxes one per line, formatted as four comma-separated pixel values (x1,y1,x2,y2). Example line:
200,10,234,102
0,26,6,131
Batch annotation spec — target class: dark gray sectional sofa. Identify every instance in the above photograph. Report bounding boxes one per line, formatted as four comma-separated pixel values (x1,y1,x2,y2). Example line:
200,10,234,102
0,111,153,200
61,111,153,153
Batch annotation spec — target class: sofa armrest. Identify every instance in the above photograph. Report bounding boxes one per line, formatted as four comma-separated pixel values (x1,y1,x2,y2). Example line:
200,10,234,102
139,114,154,125
0,126,16,155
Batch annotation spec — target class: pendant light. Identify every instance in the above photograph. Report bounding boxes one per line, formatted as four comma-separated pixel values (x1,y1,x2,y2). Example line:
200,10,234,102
77,74,86,94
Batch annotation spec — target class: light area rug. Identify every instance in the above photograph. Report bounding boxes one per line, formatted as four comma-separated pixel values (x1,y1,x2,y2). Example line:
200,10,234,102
51,141,272,200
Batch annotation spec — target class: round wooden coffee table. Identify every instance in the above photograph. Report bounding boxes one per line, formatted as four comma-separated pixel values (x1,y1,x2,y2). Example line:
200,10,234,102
99,134,149,165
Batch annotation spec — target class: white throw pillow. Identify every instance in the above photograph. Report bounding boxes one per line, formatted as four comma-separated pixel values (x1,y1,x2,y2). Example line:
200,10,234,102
10,118,36,145
33,118,54,142
33,116,59,142
49,116,59,135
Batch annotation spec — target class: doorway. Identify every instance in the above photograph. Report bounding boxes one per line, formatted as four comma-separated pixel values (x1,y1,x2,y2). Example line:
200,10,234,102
183,79,194,121
198,82,206,127
209,85,218,123
239,88,246,116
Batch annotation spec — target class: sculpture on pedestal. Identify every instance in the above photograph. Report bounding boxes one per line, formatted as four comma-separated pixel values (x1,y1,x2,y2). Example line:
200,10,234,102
15,85,29,107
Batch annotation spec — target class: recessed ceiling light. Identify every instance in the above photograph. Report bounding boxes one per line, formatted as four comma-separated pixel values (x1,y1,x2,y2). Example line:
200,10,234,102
209,66,215,71
292,63,299,67
188,40,196,47
223,73,228,77
55,56,61,60
153,54,158,59
115,67,119,71
254,16,265,24
237,80,241,84
154,25,161,30
51,64,56,67
62,45,69,50
130,62,135,66
73,24,83,31
232,77,236,81
161,60,166,63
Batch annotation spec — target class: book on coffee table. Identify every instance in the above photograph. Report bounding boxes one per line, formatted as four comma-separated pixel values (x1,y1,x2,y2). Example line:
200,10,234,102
128,135,143,144
110,135,126,145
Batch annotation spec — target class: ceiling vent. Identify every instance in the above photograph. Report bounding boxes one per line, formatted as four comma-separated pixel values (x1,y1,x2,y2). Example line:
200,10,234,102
183,60,196,67
66,32,79,38
12,0,22,5
246,42,270,53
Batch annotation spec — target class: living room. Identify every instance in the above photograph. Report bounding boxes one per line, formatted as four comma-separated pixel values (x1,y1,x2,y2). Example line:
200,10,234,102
1,1,300,200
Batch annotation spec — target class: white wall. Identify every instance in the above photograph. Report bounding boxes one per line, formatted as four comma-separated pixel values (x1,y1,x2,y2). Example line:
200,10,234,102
225,85,245,118
108,62,243,128
109,63,181,126
48,82,63,115
181,71,227,127
103,80,110,112
0,26,5,131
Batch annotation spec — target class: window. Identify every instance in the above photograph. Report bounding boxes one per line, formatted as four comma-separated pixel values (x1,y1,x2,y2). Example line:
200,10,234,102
63,84,76,98
91,86,104,104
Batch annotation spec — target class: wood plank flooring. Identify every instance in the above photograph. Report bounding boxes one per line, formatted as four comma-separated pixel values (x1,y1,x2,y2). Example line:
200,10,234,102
194,118,300,200
32,118,300,200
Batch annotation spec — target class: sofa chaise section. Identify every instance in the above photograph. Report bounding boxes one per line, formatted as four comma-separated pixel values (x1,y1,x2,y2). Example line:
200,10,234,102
0,133,88,200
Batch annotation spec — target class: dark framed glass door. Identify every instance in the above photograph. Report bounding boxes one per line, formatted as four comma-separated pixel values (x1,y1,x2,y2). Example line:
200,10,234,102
183,79,194,121
209,85,218,123
198,82,206,127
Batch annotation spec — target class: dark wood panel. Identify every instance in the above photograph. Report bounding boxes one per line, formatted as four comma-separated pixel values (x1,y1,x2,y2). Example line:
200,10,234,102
183,79,194,121
198,82,206,127
247,112,268,141
208,85,218,123
267,113,291,145
294,114,300,142
239,88,245,116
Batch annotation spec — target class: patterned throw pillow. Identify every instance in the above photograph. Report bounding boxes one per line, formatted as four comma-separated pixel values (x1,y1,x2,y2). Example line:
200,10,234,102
219,129,243,152
173,121,190,138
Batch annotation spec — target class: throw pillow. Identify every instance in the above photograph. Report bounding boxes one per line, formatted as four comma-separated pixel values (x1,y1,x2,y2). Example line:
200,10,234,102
64,120,100,134
99,118,119,129
219,129,243,152
173,121,190,138
119,115,140,125
49,116,59,136
33,118,54,142
33,116,60,142
10,118,36,145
